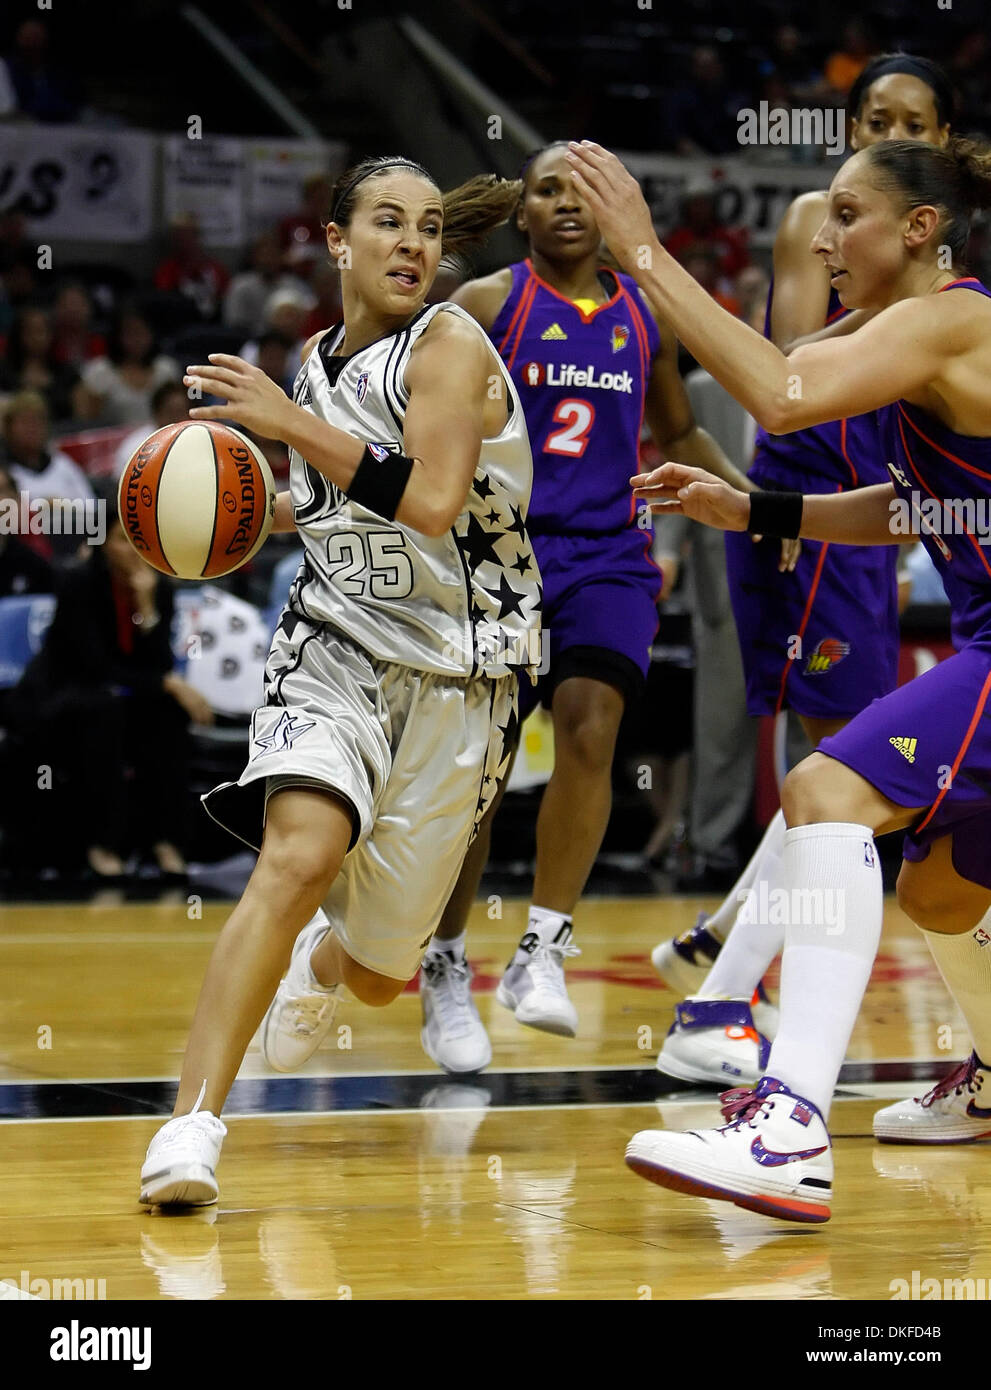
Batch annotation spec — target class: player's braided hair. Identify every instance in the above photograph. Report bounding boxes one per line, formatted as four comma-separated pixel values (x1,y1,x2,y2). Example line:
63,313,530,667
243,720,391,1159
864,135,991,266
329,156,521,256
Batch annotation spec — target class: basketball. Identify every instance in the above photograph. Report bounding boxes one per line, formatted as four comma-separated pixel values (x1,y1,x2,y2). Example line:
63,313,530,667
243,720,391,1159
117,420,277,579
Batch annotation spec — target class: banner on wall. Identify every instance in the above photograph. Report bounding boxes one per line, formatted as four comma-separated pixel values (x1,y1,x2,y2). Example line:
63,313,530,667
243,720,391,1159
246,140,346,239
0,125,155,242
162,135,245,247
620,151,833,249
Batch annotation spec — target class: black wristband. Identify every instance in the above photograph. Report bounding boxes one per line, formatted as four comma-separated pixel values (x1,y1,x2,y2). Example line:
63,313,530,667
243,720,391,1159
345,445,415,520
747,489,804,539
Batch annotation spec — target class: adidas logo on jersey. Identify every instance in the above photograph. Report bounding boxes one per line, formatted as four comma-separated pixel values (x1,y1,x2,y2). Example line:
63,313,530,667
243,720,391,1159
889,736,917,763
541,322,567,340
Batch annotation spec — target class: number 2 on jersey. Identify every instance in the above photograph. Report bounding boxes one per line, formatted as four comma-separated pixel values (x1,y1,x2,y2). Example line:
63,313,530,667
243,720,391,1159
544,398,595,457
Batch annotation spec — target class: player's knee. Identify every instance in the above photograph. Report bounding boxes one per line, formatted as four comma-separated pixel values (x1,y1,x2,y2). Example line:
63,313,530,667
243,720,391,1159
556,707,618,774
255,841,338,912
896,867,944,931
342,961,405,1007
781,753,840,827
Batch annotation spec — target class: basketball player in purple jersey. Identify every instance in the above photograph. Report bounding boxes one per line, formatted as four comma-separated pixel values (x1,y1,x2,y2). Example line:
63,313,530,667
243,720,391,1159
570,133,991,1221
418,143,761,1071
651,55,957,1090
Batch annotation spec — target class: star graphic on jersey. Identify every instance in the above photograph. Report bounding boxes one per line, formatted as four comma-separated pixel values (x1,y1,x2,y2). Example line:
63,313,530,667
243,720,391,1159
484,508,502,527
504,503,527,541
483,573,527,619
511,550,532,575
457,512,503,568
470,597,487,625
472,473,495,500
254,710,317,757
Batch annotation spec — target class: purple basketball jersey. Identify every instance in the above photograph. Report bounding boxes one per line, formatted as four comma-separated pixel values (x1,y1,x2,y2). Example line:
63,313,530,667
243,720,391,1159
490,260,660,535
820,278,991,888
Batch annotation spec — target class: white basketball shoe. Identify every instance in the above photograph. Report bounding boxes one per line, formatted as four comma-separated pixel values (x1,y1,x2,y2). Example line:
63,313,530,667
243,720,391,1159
873,1053,991,1144
140,1083,227,1207
420,950,492,1074
260,921,341,1072
626,1076,833,1223
656,997,771,1087
496,922,580,1036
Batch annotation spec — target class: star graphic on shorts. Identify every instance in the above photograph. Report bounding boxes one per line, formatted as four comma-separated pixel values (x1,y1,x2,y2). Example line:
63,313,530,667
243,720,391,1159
485,508,502,526
483,573,527,619
511,550,532,575
254,710,316,756
504,503,527,540
457,512,503,568
497,703,520,758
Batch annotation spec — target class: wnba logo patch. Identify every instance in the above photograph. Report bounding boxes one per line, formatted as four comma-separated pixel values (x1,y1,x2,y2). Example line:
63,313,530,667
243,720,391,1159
805,638,850,674
611,324,630,353
355,371,370,404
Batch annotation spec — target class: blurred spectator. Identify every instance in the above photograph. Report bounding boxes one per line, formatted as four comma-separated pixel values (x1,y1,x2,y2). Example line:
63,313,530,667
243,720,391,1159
0,212,38,329
113,380,191,478
665,46,749,155
223,231,304,337
50,282,106,369
6,19,78,124
2,391,93,506
239,287,311,390
154,214,231,322
760,24,823,101
0,464,53,597
949,29,991,130
664,184,751,283
0,305,83,424
734,265,772,331
80,307,179,425
301,262,342,337
679,248,742,317
8,481,210,878
255,332,294,393
825,20,877,97
278,172,333,269
0,54,16,117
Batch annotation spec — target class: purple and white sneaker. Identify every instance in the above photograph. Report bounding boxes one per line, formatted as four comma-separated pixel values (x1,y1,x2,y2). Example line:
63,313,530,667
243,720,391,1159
873,1052,991,1144
626,1076,833,1224
656,997,771,1087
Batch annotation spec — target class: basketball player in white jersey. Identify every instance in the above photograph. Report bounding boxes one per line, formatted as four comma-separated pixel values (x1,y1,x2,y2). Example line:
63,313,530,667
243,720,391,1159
138,157,539,1206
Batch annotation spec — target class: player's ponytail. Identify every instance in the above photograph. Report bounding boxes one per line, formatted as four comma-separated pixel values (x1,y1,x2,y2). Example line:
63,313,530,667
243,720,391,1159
864,135,991,266
439,173,522,256
328,156,520,257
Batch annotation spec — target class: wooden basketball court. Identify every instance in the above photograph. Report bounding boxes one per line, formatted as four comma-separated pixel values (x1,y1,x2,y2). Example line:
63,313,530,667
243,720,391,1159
1,895,986,1301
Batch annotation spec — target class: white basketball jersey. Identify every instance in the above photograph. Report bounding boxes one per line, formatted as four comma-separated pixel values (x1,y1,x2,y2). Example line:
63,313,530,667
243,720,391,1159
285,302,541,678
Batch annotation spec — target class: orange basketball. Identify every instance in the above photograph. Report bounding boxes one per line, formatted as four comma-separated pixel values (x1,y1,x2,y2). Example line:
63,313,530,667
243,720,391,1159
118,420,276,579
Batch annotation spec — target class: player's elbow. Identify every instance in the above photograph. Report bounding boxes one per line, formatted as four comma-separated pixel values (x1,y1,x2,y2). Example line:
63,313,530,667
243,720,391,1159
759,392,805,436
406,497,457,538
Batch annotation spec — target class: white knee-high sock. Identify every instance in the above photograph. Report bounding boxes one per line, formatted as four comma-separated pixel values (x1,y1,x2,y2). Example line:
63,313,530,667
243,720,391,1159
705,809,787,940
921,909,991,1064
698,841,784,998
766,823,883,1118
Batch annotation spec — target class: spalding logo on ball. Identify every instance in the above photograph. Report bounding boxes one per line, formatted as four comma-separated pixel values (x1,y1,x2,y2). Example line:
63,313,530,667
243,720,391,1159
118,421,277,579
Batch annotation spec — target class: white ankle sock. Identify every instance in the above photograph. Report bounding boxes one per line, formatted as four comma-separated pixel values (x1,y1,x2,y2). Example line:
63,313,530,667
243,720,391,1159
698,841,784,1000
922,910,991,1064
765,823,883,1118
513,906,572,963
705,810,787,941
426,930,466,961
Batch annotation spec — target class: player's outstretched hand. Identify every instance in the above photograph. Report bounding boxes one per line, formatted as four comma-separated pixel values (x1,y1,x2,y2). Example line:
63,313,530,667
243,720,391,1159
631,462,751,532
566,141,658,275
185,354,294,441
